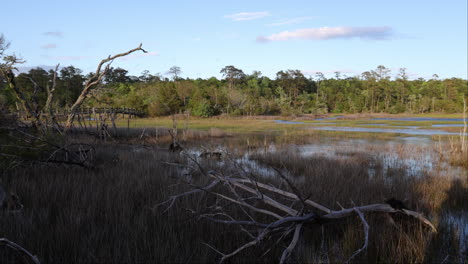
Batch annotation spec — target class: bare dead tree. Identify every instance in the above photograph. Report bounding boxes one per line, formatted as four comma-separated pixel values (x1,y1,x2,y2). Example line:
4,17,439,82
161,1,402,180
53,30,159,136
44,64,60,114
1,36,63,131
168,114,183,152
63,44,147,133
156,155,437,263
0,35,41,128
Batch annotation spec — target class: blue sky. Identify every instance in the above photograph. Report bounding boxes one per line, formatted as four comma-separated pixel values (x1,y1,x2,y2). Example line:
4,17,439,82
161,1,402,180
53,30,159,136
2,0,467,80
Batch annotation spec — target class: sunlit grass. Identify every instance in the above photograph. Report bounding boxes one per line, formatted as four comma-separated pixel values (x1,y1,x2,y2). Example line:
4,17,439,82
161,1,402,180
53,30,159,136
115,117,308,133
109,116,465,138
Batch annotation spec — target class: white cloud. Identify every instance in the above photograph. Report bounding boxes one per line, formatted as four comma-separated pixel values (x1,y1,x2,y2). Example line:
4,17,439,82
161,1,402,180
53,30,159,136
267,16,316,26
43,31,63,38
257,26,393,42
224,11,270,21
40,44,57,49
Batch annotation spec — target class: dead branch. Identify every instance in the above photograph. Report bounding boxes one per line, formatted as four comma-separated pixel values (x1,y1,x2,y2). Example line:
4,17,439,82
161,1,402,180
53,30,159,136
44,64,60,114
157,156,438,263
231,177,332,214
321,204,436,232
219,229,269,263
2,128,95,168
23,76,40,114
279,223,303,264
154,179,221,213
64,44,147,133
345,208,369,263
0,238,40,264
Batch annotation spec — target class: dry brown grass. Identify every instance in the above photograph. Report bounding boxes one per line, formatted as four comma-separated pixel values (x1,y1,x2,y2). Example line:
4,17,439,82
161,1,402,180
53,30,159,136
0,129,466,263
250,145,466,263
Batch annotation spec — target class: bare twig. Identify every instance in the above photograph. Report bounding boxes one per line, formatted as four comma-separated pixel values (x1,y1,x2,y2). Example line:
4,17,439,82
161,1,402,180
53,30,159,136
154,179,221,213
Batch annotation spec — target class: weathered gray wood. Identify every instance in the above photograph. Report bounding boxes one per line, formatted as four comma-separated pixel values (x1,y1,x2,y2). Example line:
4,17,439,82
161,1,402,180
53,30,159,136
64,44,147,133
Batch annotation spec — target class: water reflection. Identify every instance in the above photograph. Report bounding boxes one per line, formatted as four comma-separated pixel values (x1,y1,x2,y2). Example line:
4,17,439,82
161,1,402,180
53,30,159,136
274,120,307,124
432,124,466,127
311,126,466,136
274,118,466,136
184,132,462,183
372,117,464,122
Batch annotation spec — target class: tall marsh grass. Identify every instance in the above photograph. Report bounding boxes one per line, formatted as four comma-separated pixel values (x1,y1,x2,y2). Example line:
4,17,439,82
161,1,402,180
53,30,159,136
1,126,466,263
435,98,468,168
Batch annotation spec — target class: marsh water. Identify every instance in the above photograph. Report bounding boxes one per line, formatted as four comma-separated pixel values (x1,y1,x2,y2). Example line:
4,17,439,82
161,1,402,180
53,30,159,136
187,131,464,182
274,117,467,136
185,117,466,183
180,117,467,259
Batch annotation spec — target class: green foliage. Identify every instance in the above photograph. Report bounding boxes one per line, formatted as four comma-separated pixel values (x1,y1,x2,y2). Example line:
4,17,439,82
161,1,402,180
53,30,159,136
149,83,182,116
192,99,215,117
2,64,467,117
116,83,131,95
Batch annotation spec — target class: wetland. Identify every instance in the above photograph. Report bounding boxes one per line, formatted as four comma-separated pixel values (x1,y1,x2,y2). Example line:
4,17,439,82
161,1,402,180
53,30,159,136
1,114,467,263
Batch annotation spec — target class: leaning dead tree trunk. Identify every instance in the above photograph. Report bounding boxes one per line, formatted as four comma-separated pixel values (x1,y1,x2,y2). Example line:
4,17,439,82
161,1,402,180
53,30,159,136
2,71,44,128
157,156,437,264
63,44,147,133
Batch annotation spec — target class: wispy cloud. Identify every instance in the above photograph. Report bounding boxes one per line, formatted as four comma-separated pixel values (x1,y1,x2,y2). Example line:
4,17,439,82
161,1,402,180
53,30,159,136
267,16,316,26
224,11,270,21
40,44,57,49
257,26,393,42
43,31,64,38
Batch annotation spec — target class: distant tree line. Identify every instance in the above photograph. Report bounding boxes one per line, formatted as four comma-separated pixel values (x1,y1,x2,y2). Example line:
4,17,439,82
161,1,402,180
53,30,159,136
1,64,466,117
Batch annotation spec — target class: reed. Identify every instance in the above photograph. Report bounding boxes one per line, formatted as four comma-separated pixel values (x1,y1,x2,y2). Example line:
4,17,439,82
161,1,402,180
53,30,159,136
0,121,466,263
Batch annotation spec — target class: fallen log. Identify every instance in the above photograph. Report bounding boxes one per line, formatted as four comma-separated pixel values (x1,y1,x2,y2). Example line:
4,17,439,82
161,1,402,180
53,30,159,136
157,157,437,263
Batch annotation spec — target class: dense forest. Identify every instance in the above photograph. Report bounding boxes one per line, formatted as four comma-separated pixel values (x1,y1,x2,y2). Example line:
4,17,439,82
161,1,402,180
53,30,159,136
1,64,466,117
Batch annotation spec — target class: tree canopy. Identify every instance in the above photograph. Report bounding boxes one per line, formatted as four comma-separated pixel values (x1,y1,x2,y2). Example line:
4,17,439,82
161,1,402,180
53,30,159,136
1,62,466,117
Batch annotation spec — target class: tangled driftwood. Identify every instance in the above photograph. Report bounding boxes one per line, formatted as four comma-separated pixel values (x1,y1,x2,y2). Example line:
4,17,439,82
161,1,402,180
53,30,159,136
0,238,40,264
157,156,437,263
